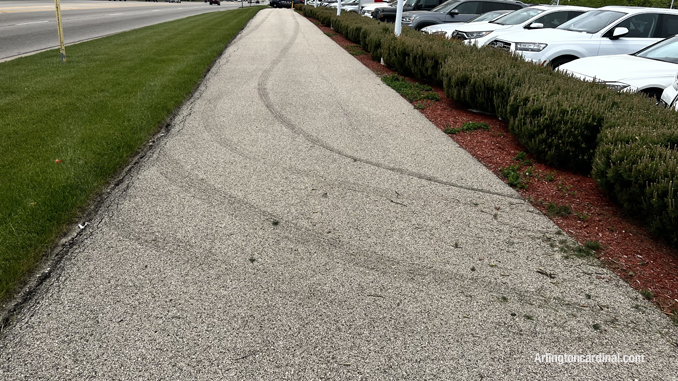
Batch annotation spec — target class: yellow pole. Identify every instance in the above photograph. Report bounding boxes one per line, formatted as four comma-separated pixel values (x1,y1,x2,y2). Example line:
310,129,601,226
54,0,66,63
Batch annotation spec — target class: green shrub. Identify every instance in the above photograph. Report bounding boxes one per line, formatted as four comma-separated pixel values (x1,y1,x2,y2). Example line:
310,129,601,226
300,5,678,245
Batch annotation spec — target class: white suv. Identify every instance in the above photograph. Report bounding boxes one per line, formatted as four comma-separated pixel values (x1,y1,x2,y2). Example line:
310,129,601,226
453,5,590,46
486,6,678,68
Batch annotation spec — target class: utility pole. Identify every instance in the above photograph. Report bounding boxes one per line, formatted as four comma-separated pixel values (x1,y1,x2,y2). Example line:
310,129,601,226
337,0,341,15
394,0,404,36
54,0,66,62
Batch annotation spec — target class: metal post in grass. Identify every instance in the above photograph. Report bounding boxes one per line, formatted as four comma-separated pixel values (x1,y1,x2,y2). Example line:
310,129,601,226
394,0,404,36
54,0,66,62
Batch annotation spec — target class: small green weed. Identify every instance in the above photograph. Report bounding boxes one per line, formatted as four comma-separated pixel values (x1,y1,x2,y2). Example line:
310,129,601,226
575,211,590,221
546,202,572,217
500,296,508,302
500,164,529,189
543,171,556,181
345,44,366,56
584,240,601,252
592,323,601,330
524,314,534,321
381,74,440,103
414,102,426,110
444,121,491,134
585,293,592,299
324,32,337,37
640,289,654,300
272,220,280,226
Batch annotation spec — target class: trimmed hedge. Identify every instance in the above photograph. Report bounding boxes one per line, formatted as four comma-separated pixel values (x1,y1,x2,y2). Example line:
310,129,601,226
299,5,678,244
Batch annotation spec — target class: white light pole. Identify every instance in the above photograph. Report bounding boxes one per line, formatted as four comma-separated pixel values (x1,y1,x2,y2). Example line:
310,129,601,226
337,0,341,15
394,0,404,36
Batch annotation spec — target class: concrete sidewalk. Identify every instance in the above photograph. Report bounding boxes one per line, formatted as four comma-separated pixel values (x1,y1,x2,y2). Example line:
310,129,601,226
1,9,677,379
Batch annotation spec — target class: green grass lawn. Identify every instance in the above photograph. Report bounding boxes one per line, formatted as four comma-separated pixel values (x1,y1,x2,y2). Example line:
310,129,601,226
0,6,264,303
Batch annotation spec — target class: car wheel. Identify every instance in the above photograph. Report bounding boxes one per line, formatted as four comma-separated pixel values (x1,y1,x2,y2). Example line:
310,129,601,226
641,88,663,103
549,56,577,70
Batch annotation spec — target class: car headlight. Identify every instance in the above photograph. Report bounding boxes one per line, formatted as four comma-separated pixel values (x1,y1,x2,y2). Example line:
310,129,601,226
464,31,492,39
604,82,630,92
673,72,678,91
402,16,415,22
515,42,547,52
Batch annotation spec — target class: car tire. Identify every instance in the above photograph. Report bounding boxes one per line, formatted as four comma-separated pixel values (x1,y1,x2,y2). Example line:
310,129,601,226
549,56,577,70
641,88,663,102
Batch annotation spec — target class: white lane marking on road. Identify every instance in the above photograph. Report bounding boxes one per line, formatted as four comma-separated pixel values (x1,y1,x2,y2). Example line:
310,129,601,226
16,20,49,25
108,13,124,16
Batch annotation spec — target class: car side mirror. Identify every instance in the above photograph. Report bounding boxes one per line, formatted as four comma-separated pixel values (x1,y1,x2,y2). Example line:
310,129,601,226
528,22,543,29
611,27,629,39
448,9,459,15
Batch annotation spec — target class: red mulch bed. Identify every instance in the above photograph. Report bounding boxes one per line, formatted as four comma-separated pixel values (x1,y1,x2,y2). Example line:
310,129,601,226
308,17,678,318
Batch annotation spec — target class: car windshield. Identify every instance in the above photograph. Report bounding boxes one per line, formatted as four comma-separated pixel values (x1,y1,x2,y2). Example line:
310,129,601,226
405,0,417,6
557,10,625,34
468,10,511,23
492,8,544,25
432,0,461,13
634,36,678,64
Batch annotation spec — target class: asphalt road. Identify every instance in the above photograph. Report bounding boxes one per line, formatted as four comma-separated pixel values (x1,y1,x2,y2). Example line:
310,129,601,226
0,0,260,61
1,8,677,379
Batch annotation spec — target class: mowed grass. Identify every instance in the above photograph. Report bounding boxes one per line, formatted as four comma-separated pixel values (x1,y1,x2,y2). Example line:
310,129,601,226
0,6,263,302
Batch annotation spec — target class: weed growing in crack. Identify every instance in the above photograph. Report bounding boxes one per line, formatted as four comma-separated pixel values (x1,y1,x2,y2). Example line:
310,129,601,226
524,314,534,321
592,323,601,330
500,296,508,302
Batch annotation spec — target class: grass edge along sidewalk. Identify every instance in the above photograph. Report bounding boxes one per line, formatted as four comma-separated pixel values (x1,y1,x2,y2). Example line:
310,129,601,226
0,6,264,306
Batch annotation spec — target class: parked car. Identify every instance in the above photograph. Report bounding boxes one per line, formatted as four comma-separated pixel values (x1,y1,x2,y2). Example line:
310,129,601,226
452,5,590,45
421,10,513,35
660,75,678,109
362,0,396,17
209,0,221,4
276,0,304,6
559,35,678,100
486,6,678,68
372,0,448,23
329,0,358,8
401,0,528,31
